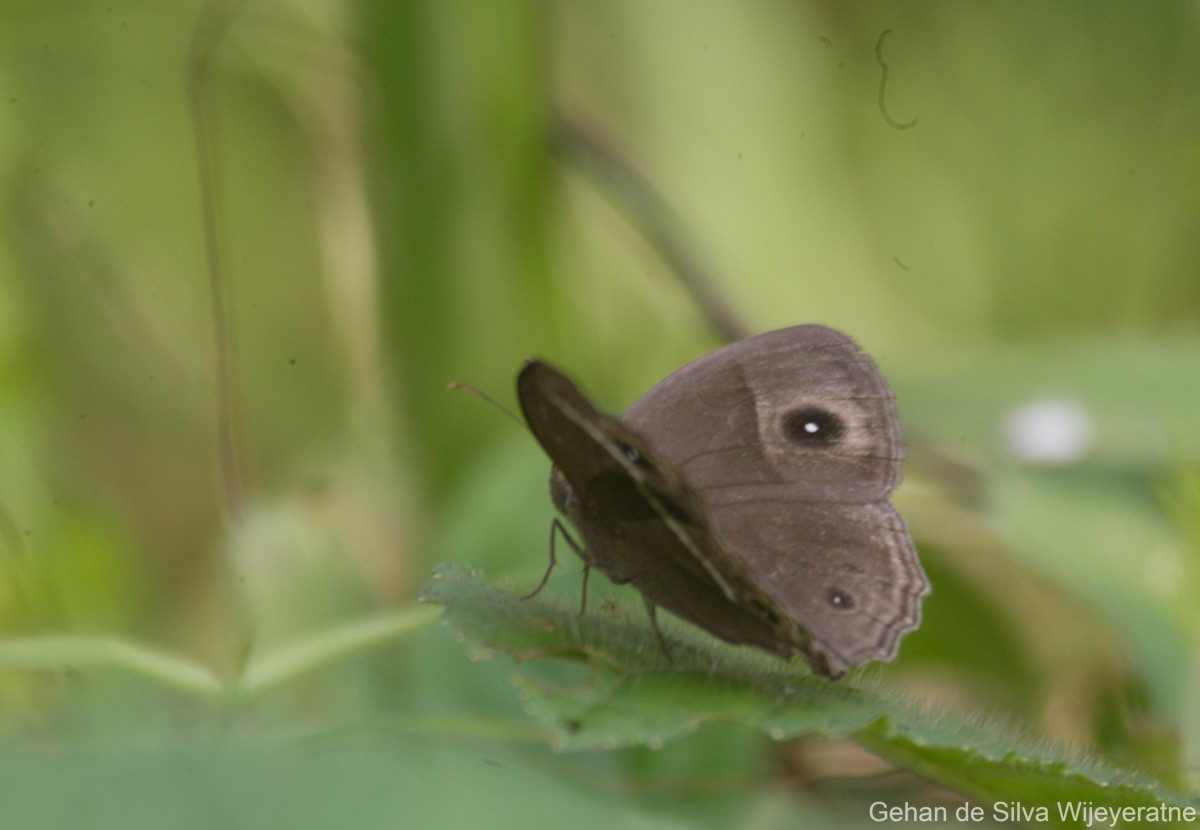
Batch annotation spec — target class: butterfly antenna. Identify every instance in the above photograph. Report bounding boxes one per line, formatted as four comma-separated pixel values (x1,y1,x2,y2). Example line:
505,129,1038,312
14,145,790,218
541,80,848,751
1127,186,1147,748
448,381,528,430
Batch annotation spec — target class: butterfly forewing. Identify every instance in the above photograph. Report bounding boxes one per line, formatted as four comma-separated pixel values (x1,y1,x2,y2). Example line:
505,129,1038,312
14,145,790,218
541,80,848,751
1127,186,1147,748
623,326,903,502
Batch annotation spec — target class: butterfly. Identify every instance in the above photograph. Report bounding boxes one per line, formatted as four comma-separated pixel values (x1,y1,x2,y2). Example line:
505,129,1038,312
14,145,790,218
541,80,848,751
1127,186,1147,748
516,325,928,679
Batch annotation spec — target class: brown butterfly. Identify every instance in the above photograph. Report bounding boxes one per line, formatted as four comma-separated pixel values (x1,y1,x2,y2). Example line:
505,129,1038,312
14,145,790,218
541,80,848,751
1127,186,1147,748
517,325,928,679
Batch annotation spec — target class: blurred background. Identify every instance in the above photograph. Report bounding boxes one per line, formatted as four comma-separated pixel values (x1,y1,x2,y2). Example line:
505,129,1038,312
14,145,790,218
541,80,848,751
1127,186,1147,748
1,0,1199,826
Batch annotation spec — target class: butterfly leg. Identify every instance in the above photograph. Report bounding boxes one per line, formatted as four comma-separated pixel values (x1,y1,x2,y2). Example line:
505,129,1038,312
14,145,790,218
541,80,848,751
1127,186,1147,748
522,517,581,601
641,597,674,665
578,563,590,616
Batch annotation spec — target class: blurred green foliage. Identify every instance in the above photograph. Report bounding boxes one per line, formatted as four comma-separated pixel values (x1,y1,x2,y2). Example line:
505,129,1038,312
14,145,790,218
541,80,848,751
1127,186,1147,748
1,0,1199,826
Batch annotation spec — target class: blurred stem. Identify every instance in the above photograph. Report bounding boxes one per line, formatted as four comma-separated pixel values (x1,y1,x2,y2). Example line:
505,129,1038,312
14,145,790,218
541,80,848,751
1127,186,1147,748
1187,650,1200,792
185,0,246,521
552,114,750,345
366,1,556,499
1166,465,1200,786
234,604,441,697
0,605,442,706
0,636,224,702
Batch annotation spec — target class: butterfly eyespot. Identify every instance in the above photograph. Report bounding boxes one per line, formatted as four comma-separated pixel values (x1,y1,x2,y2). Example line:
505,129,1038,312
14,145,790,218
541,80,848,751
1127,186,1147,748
750,599,779,624
781,406,844,447
826,587,855,610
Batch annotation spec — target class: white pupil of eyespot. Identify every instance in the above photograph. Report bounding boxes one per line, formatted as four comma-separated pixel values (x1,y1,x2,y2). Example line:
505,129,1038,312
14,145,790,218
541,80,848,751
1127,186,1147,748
804,422,819,434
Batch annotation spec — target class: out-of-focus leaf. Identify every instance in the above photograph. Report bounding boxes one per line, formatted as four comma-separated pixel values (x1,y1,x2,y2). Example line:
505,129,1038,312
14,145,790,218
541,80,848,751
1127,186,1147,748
897,337,1200,466
898,338,1200,716
0,735,718,830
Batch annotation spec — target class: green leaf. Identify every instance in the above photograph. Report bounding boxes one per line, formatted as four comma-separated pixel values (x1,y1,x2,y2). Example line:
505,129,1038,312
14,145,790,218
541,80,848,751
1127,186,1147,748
421,564,1197,821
